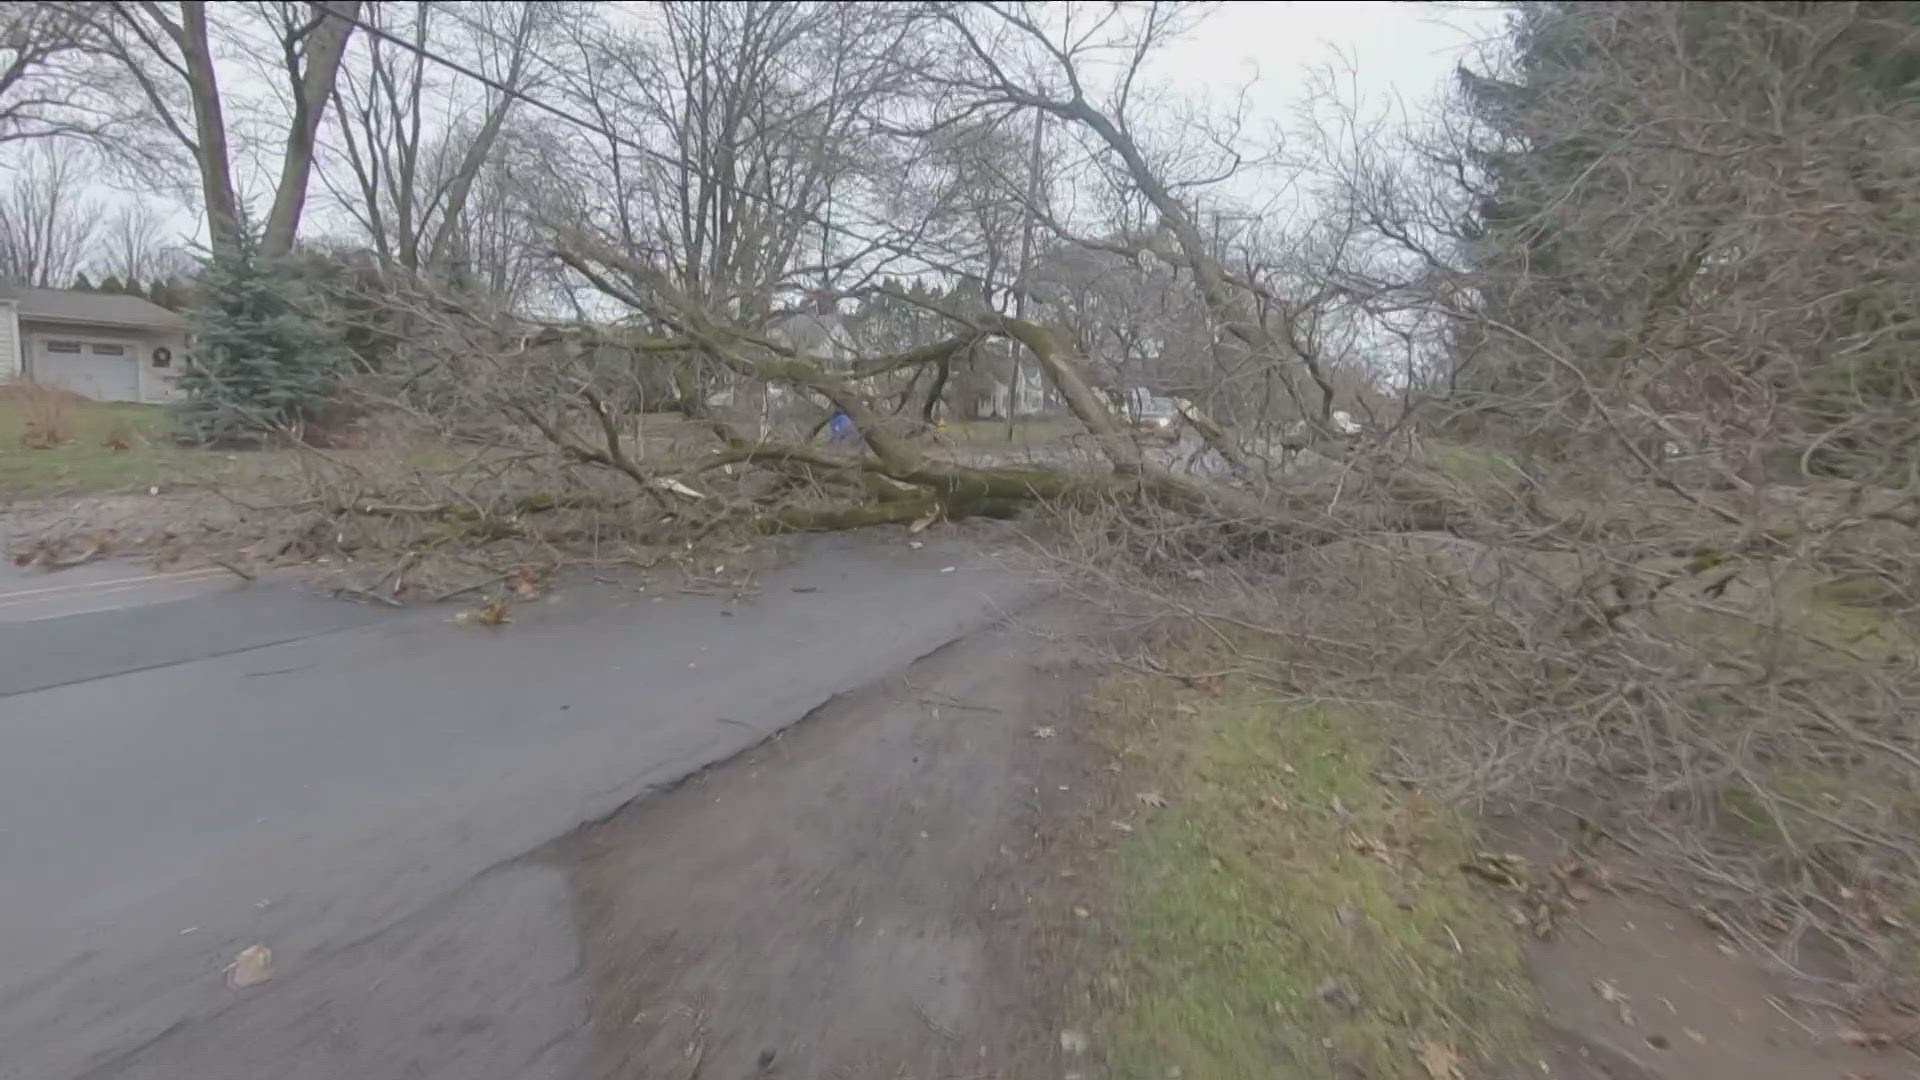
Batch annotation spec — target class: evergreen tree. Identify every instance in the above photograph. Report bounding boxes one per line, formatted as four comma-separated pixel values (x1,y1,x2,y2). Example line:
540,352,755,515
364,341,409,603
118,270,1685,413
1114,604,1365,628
1444,1,1920,472
176,242,346,445
97,274,125,295
69,273,93,291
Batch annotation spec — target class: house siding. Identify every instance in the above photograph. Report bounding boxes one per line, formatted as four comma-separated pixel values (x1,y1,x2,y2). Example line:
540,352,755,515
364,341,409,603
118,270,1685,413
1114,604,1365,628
0,301,18,380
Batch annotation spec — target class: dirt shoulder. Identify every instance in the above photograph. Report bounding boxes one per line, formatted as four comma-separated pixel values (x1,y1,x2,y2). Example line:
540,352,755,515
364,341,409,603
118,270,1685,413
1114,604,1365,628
561,601,1109,1079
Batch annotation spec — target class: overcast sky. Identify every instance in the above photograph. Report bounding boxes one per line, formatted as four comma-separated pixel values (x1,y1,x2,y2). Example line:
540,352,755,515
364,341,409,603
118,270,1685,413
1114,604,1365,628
1160,1,1504,114
67,2,1512,261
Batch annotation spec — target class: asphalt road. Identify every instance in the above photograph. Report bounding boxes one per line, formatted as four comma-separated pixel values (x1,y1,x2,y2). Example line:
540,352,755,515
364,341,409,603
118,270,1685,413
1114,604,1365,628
0,535,1033,1080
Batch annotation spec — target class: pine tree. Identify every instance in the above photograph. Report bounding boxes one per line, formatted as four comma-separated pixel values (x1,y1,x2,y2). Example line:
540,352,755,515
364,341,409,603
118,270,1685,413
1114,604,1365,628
70,272,94,291
175,243,345,445
97,274,125,295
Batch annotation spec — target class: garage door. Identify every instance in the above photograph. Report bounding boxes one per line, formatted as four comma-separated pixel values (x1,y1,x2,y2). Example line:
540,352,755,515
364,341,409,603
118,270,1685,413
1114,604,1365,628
32,337,140,401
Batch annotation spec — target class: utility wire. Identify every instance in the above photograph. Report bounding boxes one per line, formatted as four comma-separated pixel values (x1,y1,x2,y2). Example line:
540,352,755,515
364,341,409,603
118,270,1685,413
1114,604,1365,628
309,4,1044,310
310,3,877,240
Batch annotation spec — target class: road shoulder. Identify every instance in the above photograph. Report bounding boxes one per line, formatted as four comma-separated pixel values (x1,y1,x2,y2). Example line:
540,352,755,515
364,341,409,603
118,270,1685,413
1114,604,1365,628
562,601,1104,1078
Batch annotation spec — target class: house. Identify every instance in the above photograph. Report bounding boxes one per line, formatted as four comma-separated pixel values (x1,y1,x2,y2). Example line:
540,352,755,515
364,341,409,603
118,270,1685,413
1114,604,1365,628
0,285,191,403
765,306,859,364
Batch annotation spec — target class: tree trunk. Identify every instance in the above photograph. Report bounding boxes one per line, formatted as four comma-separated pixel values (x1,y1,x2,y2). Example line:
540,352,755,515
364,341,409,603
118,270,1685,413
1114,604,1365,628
177,2,243,258
920,357,951,425
261,0,362,258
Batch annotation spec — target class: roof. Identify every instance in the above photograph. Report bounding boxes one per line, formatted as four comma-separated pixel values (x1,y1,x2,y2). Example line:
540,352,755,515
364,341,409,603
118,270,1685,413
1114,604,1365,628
0,285,189,330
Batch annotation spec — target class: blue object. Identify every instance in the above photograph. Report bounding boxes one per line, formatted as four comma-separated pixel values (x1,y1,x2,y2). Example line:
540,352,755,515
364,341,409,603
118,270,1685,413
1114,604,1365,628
827,412,858,444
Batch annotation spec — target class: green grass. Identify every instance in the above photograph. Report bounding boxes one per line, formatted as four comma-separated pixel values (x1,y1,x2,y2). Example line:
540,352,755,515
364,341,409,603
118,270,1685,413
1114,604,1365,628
0,398,239,496
1426,442,1526,492
932,417,1084,448
1091,672,1536,1080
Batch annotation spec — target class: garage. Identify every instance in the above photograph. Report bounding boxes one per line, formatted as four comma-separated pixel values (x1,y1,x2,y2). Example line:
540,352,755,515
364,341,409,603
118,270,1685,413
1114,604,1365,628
0,284,191,403
30,336,141,401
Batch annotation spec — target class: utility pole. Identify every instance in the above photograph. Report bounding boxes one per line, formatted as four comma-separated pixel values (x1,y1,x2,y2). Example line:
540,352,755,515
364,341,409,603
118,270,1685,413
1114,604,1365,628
1007,107,1045,438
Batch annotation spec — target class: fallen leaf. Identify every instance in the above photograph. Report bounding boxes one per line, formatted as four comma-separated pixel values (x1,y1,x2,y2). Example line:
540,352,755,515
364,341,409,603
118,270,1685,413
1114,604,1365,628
504,567,543,597
1683,1028,1707,1045
908,509,938,534
1058,1028,1088,1055
1315,979,1362,1011
1461,851,1529,889
1592,978,1635,1026
1109,820,1134,834
1137,791,1167,809
1072,905,1091,919
474,599,511,626
225,944,273,990
1346,832,1396,866
1418,1039,1463,1080
1335,902,1361,927
1839,1029,1882,1048
1030,726,1056,740
1838,1007,1920,1048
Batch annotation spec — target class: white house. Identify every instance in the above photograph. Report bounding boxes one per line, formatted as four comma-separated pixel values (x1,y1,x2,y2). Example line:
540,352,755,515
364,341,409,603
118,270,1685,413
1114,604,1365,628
0,286,191,403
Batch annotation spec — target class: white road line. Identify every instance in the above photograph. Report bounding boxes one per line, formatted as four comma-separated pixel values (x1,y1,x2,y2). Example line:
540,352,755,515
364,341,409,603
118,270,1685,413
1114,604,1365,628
0,567,231,603
0,564,230,607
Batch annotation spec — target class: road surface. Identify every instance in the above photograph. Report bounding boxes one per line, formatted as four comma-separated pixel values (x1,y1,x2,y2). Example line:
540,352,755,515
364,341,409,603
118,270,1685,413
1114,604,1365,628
0,534,1033,1080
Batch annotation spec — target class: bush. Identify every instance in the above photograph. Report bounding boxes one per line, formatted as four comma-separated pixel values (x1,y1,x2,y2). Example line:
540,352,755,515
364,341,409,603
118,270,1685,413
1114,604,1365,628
9,384,77,448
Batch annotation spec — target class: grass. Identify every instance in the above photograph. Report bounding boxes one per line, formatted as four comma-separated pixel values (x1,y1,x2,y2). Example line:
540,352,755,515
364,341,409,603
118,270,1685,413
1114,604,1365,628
0,396,253,497
1090,669,1536,1080
1426,441,1526,492
932,417,1085,448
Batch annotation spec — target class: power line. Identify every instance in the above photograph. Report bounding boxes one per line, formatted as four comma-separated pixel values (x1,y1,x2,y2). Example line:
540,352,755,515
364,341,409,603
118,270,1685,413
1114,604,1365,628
310,3,877,246
316,5,645,163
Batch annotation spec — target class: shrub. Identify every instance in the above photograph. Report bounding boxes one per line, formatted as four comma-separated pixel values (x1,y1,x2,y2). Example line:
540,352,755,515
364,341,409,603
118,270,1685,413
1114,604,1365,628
176,242,346,446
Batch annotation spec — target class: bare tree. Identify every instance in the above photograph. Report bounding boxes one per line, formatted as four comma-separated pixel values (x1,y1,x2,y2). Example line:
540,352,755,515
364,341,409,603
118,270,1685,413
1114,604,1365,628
89,200,190,289
887,1,1362,470
0,140,100,286
324,0,554,275
541,3,917,311
0,2,113,145
79,0,362,258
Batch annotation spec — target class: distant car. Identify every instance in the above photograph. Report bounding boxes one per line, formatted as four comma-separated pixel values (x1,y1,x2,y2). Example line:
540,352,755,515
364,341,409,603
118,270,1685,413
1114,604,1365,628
1130,396,1182,443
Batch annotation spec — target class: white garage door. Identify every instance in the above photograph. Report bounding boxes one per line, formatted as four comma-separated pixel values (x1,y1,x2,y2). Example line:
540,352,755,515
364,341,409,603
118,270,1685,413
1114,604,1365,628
32,337,140,401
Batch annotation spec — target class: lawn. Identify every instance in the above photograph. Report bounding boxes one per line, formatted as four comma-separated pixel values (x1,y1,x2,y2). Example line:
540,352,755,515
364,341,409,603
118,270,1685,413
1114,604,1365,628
932,416,1086,449
1089,666,1537,1080
0,392,237,497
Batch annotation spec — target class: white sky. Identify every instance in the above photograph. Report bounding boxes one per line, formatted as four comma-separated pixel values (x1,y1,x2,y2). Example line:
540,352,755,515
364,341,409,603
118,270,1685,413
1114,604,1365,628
1159,1,1504,113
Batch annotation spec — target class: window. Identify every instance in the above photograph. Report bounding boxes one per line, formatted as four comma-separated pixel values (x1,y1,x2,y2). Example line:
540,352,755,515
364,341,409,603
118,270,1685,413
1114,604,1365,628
89,343,126,356
44,340,80,354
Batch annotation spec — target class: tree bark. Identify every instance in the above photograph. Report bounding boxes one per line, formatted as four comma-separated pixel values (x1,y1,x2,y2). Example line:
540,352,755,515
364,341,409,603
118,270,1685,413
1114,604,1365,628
174,1,243,258
261,0,362,259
